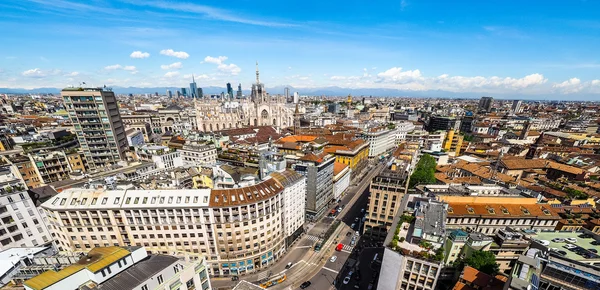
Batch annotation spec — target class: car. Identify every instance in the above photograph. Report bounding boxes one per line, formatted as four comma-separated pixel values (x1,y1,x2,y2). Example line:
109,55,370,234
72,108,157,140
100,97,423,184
330,256,337,262
285,262,293,269
552,238,565,243
343,277,351,284
557,250,567,256
368,283,374,290
361,208,365,213
566,237,578,243
354,284,360,288
354,217,359,222
300,281,312,289
533,239,550,246
355,231,360,236
564,244,577,250
592,240,600,246
589,248,599,253
351,223,356,229
579,233,592,239
350,240,356,246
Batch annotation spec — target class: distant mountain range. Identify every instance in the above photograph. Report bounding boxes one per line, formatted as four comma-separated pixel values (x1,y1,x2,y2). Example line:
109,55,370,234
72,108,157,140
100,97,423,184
0,86,596,100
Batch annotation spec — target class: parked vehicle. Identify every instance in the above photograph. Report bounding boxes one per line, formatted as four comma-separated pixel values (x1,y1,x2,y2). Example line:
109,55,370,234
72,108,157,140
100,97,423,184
330,256,337,262
300,281,311,289
285,262,293,269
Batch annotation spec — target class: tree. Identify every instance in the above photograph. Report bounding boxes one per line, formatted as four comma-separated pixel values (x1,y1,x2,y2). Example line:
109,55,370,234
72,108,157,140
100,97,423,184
463,250,499,275
409,154,437,188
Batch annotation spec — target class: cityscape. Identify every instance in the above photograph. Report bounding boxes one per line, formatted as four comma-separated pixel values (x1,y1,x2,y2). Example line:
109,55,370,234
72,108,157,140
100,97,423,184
1,1,600,290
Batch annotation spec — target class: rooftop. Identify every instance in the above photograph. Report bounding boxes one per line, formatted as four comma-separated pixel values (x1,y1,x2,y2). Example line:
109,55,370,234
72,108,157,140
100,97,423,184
533,231,600,262
95,255,178,290
25,247,132,290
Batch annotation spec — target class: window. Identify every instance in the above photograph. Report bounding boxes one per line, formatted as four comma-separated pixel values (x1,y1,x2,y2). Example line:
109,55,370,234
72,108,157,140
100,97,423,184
101,269,106,277
174,265,179,273
157,274,164,284
123,258,127,265
141,285,148,290
101,198,108,205
114,197,120,204
125,197,131,204
91,198,98,205
106,266,112,274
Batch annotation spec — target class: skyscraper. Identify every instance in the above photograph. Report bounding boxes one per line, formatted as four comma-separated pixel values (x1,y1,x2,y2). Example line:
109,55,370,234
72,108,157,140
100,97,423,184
197,87,203,99
226,83,233,100
284,87,290,102
61,87,128,169
166,89,172,98
236,83,242,99
293,92,299,104
189,75,198,98
512,100,522,114
478,96,494,113
180,88,187,98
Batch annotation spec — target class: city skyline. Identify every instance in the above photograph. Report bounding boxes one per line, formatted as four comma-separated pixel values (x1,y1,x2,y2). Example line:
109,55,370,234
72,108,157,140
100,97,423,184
1,0,600,99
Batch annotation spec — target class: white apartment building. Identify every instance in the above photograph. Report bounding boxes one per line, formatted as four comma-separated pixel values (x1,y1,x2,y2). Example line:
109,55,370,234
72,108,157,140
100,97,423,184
179,144,217,166
135,145,183,170
393,121,416,146
0,163,52,250
360,127,396,158
333,163,351,201
378,248,442,290
24,246,211,290
126,129,145,147
41,169,305,277
270,170,306,246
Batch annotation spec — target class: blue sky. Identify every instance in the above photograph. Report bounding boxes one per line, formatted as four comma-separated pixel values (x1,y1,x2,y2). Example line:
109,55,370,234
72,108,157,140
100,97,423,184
1,0,600,98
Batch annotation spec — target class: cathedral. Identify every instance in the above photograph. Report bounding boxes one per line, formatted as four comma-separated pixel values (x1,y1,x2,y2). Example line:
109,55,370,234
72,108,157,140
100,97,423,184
194,64,295,132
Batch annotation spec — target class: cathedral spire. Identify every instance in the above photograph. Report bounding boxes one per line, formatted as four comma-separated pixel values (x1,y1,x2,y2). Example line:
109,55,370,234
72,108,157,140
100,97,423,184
256,61,260,84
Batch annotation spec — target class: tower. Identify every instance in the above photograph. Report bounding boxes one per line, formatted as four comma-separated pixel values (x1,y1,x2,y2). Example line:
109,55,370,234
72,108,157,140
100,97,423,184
346,94,353,118
520,120,532,140
237,83,242,99
294,102,301,135
61,87,128,169
526,132,544,159
189,75,198,98
226,83,233,100
251,61,266,104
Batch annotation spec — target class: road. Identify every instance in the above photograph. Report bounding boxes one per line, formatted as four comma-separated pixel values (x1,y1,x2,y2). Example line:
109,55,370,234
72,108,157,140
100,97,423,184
210,159,385,290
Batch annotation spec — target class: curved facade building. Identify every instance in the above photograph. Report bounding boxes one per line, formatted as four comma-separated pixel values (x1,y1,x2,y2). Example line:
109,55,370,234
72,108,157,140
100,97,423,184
42,169,305,276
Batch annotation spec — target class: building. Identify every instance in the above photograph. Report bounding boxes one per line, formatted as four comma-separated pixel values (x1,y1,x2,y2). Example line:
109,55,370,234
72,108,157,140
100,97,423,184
0,246,54,287
511,100,522,114
270,170,306,246
179,144,218,166
194,66,294,131
41,169,304,276
332,162,351,201
293,92,299,104
125,128,145,147
360,127,396,158
135,145,183,170
30,151,71,184
478,96,494,113
322,137,369,178
442,129,463,156
427,116,459,132
411,198,447,248
378,211,443,290
453,266,505,290
66,151,87,173
23,246,212,290
327,103,340,114
440,196,560,235
0,162,52,250
181,88,188,98
393,121,416,145
61,88,128,169
292,152,335,220
190,75,198,98
365,163,409,240
4,155,43,189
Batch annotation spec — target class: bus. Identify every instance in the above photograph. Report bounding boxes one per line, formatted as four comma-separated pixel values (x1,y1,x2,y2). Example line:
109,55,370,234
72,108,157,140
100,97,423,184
336,243,344,251
259,274,287,288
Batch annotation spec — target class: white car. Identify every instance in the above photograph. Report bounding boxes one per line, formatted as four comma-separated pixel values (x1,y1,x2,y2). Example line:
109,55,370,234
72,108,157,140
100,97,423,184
343,276,351,284
564,244,577,250
355,231,360,236
552,238,565,243
330,256,337,263
566,237,577,243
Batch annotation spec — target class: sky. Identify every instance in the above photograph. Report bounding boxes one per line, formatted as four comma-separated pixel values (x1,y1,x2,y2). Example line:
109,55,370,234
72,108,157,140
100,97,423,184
1,0,600,99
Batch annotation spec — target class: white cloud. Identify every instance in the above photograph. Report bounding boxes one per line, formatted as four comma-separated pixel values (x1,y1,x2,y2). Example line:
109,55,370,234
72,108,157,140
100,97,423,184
123,66,137,71
22,68,61,78
203,56,228,64
164,71,180,78
130,51,150,59
330,76,347,80
203,55,241,75
66,72,80,77
377,67,423,84
553,78,582,93
160,62,183,70
104,64,122,70
591,80,600,86
160,49,189,59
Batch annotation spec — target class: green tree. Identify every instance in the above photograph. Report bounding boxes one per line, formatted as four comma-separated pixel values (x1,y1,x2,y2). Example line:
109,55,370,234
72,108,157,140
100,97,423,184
409,154,437,188
463,250,499,275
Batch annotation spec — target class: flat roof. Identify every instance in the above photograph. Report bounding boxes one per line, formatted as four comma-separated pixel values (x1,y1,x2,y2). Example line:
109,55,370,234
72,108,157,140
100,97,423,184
0,247,49,277
534,231,600,262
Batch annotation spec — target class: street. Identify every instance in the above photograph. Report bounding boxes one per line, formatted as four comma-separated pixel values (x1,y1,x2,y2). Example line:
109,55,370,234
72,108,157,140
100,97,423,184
210,159,385,290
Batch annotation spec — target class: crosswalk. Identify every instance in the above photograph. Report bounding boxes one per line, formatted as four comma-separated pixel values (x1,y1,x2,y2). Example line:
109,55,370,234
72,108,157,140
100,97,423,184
306,235,323,243
341,244,354,252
